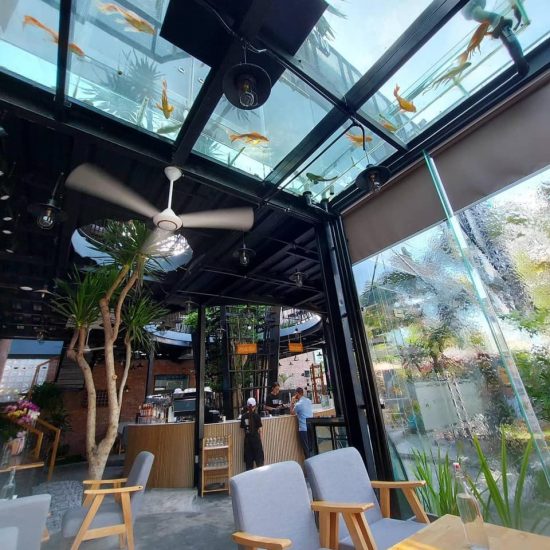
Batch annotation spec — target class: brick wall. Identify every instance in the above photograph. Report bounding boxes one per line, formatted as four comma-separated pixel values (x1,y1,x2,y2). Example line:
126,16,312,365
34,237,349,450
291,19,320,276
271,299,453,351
62,358,195,457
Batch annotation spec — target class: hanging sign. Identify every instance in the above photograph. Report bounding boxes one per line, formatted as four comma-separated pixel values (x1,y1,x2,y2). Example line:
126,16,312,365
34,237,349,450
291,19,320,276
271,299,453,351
288,342,304,353
236,343,258,355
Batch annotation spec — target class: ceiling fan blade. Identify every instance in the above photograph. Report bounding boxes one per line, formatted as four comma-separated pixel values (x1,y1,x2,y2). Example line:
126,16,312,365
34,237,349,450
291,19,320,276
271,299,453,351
142,227,173,254
66,163,159,219
178,207,254,231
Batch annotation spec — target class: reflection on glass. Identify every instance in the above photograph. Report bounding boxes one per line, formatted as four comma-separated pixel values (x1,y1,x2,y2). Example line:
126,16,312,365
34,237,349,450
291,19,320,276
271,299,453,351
193,70,332,179
64,1,209,139
352,167,550,533
0,0,61,88
292,0,431,97
360,0,550,142
279,123,396,202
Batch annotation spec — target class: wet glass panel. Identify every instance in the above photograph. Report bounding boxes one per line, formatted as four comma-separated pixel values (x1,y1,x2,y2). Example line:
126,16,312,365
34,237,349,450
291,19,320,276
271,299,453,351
193,70,332,179
0,0,61,89
66,1,209,140
292,0,432,97
360,0,550,142
279,123,396,203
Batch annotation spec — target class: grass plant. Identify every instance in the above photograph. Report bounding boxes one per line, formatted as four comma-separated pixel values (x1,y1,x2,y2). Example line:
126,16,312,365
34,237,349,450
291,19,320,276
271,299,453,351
411,447,459,517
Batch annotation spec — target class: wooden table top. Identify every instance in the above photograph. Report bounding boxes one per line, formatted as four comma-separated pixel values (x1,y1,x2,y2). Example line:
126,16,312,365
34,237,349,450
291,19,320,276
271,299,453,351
0,455,44,474
390,514,550,550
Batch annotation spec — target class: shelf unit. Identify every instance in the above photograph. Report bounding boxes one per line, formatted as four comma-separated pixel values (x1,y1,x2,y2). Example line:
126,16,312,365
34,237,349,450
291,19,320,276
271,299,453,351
201,435,232,496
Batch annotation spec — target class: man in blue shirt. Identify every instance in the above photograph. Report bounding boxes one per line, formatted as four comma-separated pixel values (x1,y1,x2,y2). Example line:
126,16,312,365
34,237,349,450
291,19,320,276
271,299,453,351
290,387,313,458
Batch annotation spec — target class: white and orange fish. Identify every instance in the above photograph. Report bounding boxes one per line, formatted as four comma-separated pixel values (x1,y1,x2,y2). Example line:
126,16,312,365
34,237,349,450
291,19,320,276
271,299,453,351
156,80,174,119
379,116,397,133
229,132,269,145
98,3,155,35
23,15,85,57
345,132,373,147
393,84,416,113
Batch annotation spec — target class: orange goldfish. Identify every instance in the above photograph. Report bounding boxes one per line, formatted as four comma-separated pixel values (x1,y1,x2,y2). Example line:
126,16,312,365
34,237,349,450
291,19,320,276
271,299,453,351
23,15,85,57
229,132,269,145
346,133,373,147
156,80,174,119
379,116,397,133
393,84,416,113
457,20,491,65
98,3,155,35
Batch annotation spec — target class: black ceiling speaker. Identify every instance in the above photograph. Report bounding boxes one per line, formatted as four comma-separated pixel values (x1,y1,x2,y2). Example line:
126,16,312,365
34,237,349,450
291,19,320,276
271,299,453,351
223,62,271,110
355,164,391,193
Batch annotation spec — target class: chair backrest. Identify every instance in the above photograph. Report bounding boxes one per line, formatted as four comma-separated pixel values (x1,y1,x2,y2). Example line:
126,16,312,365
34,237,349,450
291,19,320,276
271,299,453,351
305,447,382,539
0,494,51,550
230,461,320,550
126,450,154,517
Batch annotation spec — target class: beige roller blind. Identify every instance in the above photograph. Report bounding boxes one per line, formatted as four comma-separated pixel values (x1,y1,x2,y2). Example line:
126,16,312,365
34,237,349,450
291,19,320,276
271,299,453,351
344,78,550,264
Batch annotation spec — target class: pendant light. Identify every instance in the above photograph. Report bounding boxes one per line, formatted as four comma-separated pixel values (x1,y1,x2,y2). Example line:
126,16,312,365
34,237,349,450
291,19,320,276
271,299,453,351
27,173,67,230
223,44,271,110
289,270,305,288
355,164,391,193
234,236,255,266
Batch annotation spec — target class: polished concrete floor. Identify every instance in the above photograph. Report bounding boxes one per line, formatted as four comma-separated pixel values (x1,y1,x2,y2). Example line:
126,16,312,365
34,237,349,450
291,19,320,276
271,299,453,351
42,461,236,550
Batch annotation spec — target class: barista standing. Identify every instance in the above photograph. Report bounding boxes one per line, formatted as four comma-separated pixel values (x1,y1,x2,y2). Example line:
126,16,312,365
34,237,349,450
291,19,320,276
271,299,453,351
240,397,264,470
264,382,287,415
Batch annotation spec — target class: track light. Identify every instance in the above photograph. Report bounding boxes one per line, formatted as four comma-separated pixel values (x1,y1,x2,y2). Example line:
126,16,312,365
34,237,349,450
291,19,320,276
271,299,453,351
2,205,13,222
289,270,305,288
355,164,391,193
0,163,15,201
27,173,67,230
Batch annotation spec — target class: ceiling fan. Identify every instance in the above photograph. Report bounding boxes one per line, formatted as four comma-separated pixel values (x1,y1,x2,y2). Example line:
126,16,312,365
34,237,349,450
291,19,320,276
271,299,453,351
66,164,254,237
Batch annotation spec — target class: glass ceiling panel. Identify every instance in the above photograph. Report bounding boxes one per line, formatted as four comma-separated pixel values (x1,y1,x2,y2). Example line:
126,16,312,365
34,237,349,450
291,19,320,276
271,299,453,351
292,0,432,97
66,0,209,140
279,123,396,203
360,0,550,143
193,70,332,180
0,0,60,89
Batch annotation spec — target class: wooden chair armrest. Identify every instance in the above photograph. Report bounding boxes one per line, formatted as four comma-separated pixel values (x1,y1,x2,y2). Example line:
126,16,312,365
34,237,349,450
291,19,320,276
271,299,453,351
82,478,128,485
84,485,143,496
371,480,426,489
372,481,429,523
312,501,375,514
232,531,292,549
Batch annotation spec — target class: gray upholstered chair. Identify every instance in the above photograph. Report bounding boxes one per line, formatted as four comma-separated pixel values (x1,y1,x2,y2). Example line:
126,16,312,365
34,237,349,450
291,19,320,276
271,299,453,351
0,526,18,550
305,447,429,550
0,494,51,550
62,451,154,550
230,460,375,550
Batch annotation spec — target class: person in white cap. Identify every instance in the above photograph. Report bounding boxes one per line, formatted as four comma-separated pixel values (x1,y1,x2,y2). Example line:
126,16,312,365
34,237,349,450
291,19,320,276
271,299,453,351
240,397,264,470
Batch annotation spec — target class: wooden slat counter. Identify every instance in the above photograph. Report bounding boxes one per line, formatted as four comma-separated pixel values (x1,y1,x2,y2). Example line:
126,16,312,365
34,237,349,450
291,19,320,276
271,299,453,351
125,413,331,488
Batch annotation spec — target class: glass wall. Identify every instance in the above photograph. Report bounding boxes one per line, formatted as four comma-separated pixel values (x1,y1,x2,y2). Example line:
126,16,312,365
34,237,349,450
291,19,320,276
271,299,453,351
353,163,550,532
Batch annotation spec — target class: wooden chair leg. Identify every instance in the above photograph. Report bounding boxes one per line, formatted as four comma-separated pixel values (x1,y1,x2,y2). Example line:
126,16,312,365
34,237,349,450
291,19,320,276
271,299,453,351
318,510,339,550
379,487,391,519
121,491,135,550
119,532,127,548
70,494,105,550
342,511,377,550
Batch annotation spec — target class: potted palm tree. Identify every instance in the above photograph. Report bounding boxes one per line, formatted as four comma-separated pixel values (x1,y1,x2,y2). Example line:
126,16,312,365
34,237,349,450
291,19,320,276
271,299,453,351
53,220,167,479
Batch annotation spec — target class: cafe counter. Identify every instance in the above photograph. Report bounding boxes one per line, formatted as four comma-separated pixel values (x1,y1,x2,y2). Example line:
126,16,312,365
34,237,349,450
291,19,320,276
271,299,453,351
124,407,335,488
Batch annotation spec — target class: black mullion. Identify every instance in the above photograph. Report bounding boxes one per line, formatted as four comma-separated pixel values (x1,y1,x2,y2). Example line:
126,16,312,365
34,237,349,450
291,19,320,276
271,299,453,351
54,0,72,119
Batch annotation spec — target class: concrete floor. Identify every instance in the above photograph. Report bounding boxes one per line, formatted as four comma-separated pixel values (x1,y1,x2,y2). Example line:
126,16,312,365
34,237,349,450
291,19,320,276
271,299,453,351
41,460,236,550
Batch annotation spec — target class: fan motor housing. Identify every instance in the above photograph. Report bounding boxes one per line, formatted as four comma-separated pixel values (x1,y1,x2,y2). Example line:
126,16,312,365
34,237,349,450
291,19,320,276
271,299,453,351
153,208,182,231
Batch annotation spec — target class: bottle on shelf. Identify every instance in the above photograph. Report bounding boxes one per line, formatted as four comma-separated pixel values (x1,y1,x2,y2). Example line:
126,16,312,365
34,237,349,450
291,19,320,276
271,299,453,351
454,462,490,550
0,468,16,500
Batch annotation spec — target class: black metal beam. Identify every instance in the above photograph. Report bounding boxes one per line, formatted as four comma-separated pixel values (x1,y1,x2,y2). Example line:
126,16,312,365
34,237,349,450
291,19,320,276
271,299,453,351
171,0,272,166
332,38,550,212
193,304,206,489
220,306,233,419
54,0,72,119
316,219,392,479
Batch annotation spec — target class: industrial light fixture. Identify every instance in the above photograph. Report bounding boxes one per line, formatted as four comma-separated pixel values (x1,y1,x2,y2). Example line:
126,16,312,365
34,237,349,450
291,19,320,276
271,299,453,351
235,237,255,266
5,238,17,254
355,164,391,193
36,330,45,343
183,299,197,314
289,270,305,288
223,45,271,110
20,286,33,291
27,172,67,230
2,228,12,235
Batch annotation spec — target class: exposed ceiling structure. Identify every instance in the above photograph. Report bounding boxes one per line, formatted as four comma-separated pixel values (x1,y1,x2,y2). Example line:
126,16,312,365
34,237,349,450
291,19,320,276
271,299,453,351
0,0,548,340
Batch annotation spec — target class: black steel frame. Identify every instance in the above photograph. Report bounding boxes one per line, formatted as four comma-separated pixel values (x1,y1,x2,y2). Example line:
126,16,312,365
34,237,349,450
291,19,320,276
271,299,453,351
193,304,207,488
